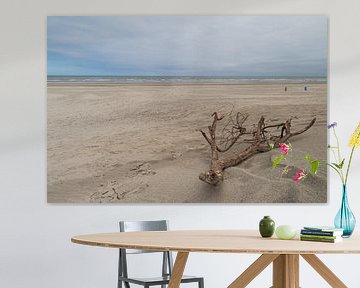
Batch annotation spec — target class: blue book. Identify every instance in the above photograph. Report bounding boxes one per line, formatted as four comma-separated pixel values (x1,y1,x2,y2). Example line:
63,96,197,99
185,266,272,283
302,226,343,236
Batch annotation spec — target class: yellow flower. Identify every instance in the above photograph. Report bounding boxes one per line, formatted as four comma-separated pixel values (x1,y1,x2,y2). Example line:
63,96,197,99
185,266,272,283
349,122,360,147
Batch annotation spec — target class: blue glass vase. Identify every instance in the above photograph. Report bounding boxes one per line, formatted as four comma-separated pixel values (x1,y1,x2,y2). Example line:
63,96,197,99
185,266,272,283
334,185,356,237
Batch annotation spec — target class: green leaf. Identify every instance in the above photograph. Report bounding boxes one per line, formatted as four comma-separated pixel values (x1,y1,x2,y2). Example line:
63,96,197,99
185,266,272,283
305,154,311,163
328,163,341,173
332,162,341,169
339,158,345,169
311,159,319,176
272,156,283,169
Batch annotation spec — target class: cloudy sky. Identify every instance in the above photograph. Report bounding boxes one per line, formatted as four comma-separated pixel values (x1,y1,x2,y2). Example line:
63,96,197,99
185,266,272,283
47,16,327,77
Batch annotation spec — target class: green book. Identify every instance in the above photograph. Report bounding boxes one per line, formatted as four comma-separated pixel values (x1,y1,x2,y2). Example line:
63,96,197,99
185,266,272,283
300,234,339,240
300,236,342,243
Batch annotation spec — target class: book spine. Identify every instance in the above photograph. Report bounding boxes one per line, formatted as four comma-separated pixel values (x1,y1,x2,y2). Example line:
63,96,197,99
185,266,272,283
300,237,337,243
300,230,335,236
300,234,337,240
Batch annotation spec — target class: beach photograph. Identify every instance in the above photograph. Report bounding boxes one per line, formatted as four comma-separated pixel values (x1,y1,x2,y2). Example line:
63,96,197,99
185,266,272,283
47,16,328,203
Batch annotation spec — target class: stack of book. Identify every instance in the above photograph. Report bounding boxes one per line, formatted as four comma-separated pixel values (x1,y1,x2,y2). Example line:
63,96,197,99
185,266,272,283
300,226,344,243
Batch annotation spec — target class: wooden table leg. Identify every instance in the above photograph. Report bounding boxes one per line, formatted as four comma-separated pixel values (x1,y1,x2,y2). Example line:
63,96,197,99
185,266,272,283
288,254,299,288
228,254,279,288
301,254,347,288
272,254,299,288
168,252,189,288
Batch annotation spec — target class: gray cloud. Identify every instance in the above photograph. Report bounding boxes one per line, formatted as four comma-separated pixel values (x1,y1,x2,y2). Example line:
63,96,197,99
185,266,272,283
47,16,328,76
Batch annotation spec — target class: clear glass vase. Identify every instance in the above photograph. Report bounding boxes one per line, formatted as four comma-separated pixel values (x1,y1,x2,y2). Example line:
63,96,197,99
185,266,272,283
334,185,356,237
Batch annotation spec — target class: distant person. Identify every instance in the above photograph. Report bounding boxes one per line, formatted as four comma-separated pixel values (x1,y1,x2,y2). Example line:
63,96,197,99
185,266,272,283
285,86,287,92
304,86,308,91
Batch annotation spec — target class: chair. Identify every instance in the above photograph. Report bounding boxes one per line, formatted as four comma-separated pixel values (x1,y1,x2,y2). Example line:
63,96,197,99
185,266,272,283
118,220,204,288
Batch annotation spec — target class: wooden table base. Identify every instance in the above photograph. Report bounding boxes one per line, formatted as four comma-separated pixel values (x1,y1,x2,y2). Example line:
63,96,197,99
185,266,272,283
226,254,347,288
168,252,189,288
272,254,299,288
168,252,348,288
228,254,279,288
301,254,347,288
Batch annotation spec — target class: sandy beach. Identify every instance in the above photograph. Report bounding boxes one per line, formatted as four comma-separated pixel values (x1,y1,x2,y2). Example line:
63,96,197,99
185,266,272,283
47,82,327,203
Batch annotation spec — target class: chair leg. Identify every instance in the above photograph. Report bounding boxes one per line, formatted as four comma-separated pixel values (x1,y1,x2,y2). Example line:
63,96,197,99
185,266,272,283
118,279,130,288
118,279,129,288
199,278,204,288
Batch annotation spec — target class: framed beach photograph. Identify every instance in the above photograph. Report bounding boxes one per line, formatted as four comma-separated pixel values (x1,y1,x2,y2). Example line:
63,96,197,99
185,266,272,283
47,16,328,203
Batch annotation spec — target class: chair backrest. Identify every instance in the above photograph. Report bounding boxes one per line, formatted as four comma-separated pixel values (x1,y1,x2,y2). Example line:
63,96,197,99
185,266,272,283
119,220,169,254
120,220,168,232
118,220,174,283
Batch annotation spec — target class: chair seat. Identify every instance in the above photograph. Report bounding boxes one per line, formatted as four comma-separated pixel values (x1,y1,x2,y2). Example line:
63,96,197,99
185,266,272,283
118,221,204,287
119,274,203,286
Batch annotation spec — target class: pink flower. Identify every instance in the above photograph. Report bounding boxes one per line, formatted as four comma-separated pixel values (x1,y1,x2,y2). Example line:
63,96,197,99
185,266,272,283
279,143,290,155
293,169,306,183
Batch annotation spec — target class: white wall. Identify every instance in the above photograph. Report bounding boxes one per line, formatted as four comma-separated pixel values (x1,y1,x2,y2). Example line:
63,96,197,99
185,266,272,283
1,0,360,287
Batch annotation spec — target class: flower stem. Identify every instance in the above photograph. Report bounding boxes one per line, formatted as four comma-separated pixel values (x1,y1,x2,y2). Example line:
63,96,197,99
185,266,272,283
345,130,360,185
345,145,356,185
332,127,345,184
327,163,344,181
333,127,342,163
330,147,339,165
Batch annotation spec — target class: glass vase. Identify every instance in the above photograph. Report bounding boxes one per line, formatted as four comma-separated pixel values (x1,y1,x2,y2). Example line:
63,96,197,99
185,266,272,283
334,185,356,237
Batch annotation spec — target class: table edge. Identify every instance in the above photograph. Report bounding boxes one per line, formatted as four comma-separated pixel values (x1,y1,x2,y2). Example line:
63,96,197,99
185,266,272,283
71,236,360,255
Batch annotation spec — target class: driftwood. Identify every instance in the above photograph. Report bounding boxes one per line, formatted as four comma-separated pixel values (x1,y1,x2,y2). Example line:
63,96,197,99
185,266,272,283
199,112,316,185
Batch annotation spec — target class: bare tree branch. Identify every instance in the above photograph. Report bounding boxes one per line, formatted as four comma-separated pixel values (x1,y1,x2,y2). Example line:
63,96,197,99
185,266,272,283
199,111,316,185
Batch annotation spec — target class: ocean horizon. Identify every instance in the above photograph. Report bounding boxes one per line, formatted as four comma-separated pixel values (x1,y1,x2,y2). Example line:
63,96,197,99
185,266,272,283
47,75,327,85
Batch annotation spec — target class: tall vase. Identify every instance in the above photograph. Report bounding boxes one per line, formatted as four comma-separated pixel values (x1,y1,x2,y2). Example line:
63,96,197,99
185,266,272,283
334,185,356,237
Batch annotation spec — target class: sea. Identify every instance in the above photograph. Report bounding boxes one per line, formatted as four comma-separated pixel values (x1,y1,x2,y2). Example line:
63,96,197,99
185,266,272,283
47,76,326,85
